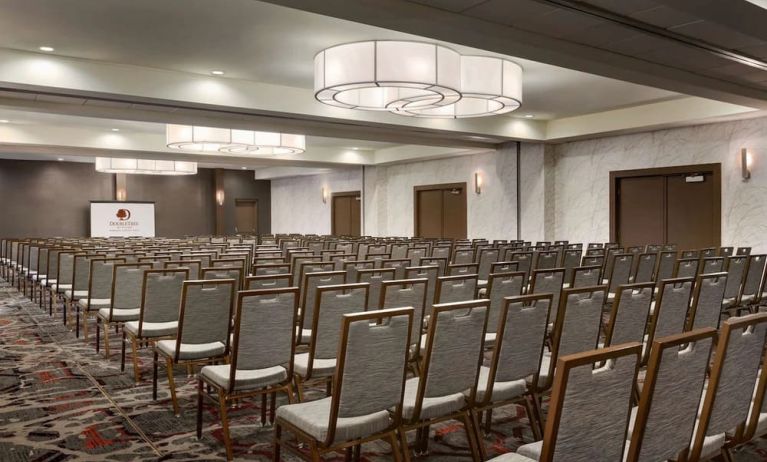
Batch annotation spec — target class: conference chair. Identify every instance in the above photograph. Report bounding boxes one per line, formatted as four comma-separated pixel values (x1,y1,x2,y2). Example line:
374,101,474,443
603,282,655,348
398,300,489,460
738,254,766,312
529,268,565,321
477,247,500,286
201,266,243,290
539,286,607,392
293,283,369,401
95,262,152,358
721,255,748,312
434,274,478,305
356,268,396,311
79,257,125,340
687,272,728,330
154,278,236,416
245,273,292,290
486,343,641,462
645,277,694,360
123,268,188,383
655,250,678,283
164,259,201,279
561,248,582,285
274,308,412,462
379,278,429,373
299,270,346,344
569,264,601,289
701,256,725,274
625,328,716,462
689,313,767,461
472,293,553,454
198,287,299,460
481,271,526,347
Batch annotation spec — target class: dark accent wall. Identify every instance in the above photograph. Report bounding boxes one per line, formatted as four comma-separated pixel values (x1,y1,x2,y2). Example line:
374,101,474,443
126,169,216,238
0,159,271,238
220,170,271,235
0,159,113,238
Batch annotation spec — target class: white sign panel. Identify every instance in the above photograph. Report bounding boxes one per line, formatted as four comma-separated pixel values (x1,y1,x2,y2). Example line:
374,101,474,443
90,202,156,237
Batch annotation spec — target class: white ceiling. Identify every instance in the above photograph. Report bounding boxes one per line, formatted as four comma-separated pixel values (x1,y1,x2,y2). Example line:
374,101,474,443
0,0,681,120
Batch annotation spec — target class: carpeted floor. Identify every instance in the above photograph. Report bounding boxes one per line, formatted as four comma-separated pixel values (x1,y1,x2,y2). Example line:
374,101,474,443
1,278,766,461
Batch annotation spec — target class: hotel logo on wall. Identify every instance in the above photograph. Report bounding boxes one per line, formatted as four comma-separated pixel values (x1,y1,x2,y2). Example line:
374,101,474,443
90,202,156,238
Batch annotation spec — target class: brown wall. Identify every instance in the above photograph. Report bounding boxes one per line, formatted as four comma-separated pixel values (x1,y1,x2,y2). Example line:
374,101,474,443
0,159,113,238
0,159,271,238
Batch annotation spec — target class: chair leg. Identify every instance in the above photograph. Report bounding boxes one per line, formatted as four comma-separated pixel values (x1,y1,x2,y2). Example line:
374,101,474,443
460,413,482,462
523,396,542,441
103,320,111,358
131,336,142,384
196,377,204,439
82,310,89,341
96,317,101,354
721,447,735,462
398,428,411,462
353,443,361,462
273,421,282,462
530,392,545,438
270,391,276,424
152,349,159,400
294,375,305,402
471,410,488,461
285,383,296,404
120,330,127,372
261,393,268,426
308,440,321,462
166,356,180,416
75,304,80,338
218,391,233,461
484,408,493,435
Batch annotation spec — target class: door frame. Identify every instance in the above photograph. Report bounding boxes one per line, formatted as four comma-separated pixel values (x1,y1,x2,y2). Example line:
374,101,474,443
413,182,467,238
609,163,721,244
330,190,361,236
234,198,259,235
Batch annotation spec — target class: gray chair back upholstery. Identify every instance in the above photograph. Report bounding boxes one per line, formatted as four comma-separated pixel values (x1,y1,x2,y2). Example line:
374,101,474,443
562,249,582,283
202,267,242,290
421,301,488,400
312,284,369,359
405,265,439,310
302,271,346,329
391,243,409,260
627,329,715,462
246,274,291,290
477,248,500,281
382,259,410,279
336,308,411,422
72,254,91,291
431,246,451,260
141,269,188,325
656,251,677,282
554,287,606,360
607,254,633,294
545,344,640,462
88,259,122,300
165,260,201,279
231,289,298,383
435,274,478,304
484,272,526,334
742,254,767,301
652,278,694,339
690,273,727,330
633,253,657,283
692,314,767,459
490,294,552,392
535,250,559,270
701,257,724,274
380,279,428,346
511,252,533,281
723,255,748,300
357,268,396,310
674,258,699,279
605,283,654,347
420,257,447,276
530,269,565,320
112,264,151,310
297,262,336,289
571,265,601,288
408,248,427,266
453,249,474,265
177,279,235,347
344,261,375,283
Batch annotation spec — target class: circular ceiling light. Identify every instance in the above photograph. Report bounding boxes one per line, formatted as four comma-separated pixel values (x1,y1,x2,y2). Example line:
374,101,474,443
166,124,305,155
397,56,523,118
314,40,461,112
222,130,305,155
166,125,233,152
95,157,197,175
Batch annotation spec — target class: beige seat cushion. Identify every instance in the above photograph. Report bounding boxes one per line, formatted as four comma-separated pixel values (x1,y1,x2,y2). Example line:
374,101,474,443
402,377,466,420
485,454,535,462
156,339,225,361
64,289,88,300
473,366,527,402
98,307,139,322
78,298,111,310
293,353,336,378
276,397,391,444
124,320,178,338
201,364,287,391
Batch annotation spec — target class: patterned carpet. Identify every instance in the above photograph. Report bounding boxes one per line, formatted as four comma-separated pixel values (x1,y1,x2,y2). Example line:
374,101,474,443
1,278,766,461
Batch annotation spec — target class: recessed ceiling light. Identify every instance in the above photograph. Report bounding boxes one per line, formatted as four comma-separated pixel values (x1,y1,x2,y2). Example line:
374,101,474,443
241,166,247,170
0,119,8,123
57,158,64,161
524,114,534,118
210,70,225,76
39,46,55,52
351,147,359,150
111,128,120,132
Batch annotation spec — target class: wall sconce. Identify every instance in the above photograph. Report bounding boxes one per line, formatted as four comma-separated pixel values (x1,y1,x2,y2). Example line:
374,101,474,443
322,187,328,204
741,148,752,181
474,172,483,194
216,190,225,206
116,188,127,201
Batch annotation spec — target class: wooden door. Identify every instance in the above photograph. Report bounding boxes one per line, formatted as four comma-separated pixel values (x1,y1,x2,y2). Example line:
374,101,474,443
414,183,467,239
611,164,721,248
332,191,361,237
234,199,258,234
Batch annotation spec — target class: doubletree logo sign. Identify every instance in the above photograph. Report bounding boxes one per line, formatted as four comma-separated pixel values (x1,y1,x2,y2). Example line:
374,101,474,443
109,208,138,227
